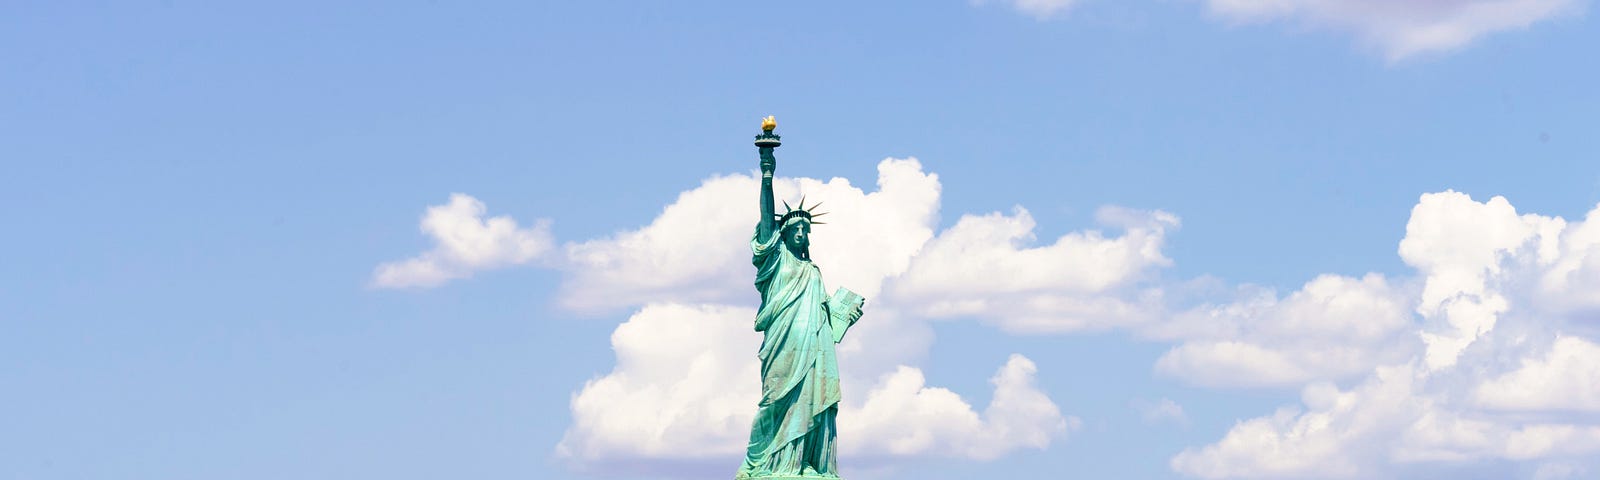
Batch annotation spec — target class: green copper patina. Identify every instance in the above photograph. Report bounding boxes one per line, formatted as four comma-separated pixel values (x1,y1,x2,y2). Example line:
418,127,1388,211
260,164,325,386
737,117,865,480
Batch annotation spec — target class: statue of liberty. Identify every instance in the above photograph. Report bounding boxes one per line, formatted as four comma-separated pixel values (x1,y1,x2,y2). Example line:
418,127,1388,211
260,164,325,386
737,116,865,480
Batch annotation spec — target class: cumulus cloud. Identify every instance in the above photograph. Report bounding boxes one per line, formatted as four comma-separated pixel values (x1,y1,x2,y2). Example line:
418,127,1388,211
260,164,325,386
889,205,1177,333
386,167,1600,480
1474,335,1600,413
555,160,1095,475
556,303,1072,475
560,158,939,313
1397,191,1567,371
846,355,1077,461
370,193,553,288
1199,0,1586,60
1152,273,1418,388
1172,365,1426,479
379,161,1092,476
555,303,761,470
1172,192,1600,479
1535,203,1600,312
973,0,1084,19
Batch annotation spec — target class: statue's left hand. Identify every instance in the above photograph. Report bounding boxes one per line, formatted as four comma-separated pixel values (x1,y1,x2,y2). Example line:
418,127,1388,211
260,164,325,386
846,302,864,323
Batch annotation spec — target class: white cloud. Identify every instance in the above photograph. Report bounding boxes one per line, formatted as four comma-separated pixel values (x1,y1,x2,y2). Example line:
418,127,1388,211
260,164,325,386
1475,335,1600,412
370,193,553,288
1173,192,1600,479
1157,341,1315,387
555,160,1093,475
845,355,1077,461
556,303,1071,475
1537,204,1600,311
1200,0,1586,60
386,168,1600,480
1398,191,1566,370
1152,273,1418,388
555,303,761,467
890,205,1177,333
1171,365,1427,479
560,158,939,313
973,0,1084,19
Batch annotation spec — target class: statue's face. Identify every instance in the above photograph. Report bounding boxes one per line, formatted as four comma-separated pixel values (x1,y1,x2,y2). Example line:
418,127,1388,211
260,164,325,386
783,222,811,256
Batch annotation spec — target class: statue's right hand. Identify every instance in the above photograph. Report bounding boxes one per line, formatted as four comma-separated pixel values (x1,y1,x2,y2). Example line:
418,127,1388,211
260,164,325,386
759,151,776,172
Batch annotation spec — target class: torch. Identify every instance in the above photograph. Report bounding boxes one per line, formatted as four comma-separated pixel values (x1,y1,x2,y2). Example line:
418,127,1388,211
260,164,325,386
755,115,781,148
756,115,780,174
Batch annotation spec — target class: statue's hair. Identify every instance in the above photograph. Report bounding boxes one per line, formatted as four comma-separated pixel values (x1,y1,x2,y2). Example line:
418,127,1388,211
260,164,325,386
775,196,827,229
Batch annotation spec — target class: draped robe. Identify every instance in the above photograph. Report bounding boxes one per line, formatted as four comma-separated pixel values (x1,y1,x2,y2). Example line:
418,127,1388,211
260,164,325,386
736,227,842,479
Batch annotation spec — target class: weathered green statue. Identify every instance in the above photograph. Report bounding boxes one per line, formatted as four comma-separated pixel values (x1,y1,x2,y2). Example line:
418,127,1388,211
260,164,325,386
737,117,865,480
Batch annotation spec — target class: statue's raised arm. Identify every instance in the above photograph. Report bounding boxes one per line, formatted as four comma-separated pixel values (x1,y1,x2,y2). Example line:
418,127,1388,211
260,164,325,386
755,116,781,243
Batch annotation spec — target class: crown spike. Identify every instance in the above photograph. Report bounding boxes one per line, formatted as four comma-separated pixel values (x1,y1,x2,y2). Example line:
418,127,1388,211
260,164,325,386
796,195,807,212
782,200,792,212
810,212,829,218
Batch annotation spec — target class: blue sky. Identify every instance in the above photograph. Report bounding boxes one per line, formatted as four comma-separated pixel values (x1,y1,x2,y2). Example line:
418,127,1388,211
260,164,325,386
4,2,1600,479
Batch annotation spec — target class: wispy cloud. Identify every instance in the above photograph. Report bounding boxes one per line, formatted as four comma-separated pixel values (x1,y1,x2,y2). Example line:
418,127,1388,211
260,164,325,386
1200,0,1585,61
1133,397,1189,427
973,0,1086,19
976,0,1588,61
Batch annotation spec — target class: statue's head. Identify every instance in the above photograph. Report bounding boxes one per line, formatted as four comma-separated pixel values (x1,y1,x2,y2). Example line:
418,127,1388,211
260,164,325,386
781,220,811,259
776,197,826,261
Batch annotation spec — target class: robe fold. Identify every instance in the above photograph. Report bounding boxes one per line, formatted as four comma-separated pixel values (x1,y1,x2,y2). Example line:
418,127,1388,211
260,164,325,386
737,227,842,479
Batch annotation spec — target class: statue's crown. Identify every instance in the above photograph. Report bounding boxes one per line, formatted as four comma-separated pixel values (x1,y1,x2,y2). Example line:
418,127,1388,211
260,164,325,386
775,196,827,228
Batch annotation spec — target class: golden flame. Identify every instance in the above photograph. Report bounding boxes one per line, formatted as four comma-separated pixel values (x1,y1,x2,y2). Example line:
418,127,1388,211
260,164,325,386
761,115,777,132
